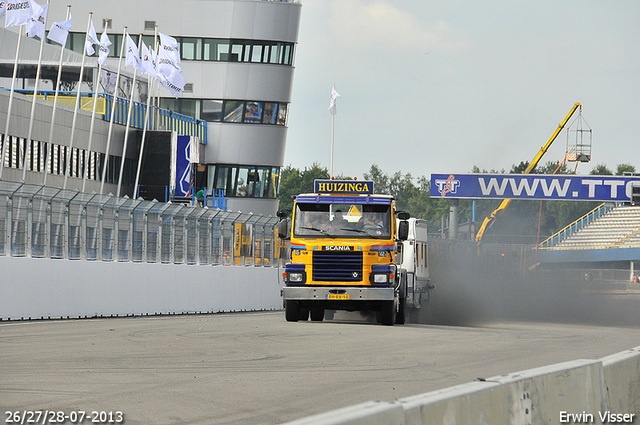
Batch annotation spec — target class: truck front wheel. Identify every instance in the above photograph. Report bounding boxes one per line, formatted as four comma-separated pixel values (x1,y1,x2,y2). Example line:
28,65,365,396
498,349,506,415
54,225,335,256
380,300,396,326
285,300,300,322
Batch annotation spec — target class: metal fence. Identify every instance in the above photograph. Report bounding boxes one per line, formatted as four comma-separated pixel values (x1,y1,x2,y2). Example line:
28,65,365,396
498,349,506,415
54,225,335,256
0,181,282,266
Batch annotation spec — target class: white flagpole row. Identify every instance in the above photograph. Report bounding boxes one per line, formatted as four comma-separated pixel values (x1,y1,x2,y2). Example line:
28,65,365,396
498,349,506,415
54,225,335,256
134,25,159,198
82,19,109,192
116,33,142,197
82,59,103,192
43,4,72,187
63,10,91,189
0,24,25,181
100,26,127,195
22,0,51,181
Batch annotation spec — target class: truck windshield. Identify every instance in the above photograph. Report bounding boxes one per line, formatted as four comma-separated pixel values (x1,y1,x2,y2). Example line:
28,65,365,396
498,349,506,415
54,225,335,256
293,203,391,239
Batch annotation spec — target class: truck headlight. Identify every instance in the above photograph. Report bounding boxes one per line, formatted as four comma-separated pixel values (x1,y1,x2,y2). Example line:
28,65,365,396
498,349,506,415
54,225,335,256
288,272,304,283
372,274,388,284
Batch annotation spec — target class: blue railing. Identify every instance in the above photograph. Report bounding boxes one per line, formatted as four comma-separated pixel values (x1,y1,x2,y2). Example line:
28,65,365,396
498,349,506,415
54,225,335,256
538,203,612,248
6,89,207,145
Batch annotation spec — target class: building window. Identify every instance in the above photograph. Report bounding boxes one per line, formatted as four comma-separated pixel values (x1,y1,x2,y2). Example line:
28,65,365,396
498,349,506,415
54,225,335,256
202,100,223,122
223,101,244,123
244,102,262,123
181,37,202,61
207,164,280,198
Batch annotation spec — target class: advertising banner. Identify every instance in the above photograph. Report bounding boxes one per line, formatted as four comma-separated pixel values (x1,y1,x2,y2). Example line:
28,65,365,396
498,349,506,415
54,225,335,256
174,135,196,197
431,173,640,202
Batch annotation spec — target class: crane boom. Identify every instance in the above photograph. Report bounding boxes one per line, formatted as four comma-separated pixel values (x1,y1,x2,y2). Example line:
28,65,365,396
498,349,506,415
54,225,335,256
475,103,582,243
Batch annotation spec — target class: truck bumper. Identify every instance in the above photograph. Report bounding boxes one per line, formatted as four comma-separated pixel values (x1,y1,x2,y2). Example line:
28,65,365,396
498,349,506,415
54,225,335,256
282,286,395,301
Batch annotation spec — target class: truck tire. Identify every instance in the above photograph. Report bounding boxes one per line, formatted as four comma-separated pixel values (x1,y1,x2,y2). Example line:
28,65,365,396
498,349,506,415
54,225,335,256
310,307,325,322
395,297,406,325
380,300,396,326
285,300,300,322
299,306,310,321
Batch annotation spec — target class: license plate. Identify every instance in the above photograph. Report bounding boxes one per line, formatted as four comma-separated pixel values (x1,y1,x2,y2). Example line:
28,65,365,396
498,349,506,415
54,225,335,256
327,294,349,300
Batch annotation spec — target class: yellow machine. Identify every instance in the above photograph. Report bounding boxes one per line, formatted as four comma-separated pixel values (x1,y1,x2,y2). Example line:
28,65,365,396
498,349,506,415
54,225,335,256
475,103,583,243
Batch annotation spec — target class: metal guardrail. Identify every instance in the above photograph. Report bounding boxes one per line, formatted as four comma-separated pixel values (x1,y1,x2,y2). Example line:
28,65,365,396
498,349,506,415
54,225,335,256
538,202,612,249
0,182,281,266
7,89,208,145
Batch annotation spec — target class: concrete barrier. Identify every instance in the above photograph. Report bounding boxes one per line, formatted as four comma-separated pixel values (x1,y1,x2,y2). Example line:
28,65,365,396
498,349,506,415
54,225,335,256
0,256,282,320
282,347,640,425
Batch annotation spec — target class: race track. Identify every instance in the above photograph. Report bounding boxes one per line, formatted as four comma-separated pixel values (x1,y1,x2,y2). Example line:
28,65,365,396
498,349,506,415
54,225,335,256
1,309,639,425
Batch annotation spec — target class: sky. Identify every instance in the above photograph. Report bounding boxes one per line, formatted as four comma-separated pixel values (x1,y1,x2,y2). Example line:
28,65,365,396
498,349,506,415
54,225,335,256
284,0,640,180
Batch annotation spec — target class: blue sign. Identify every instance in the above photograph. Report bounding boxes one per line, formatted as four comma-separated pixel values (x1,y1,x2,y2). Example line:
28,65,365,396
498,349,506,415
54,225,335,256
175,135,193,197
430,173,640,202
314,179,374,194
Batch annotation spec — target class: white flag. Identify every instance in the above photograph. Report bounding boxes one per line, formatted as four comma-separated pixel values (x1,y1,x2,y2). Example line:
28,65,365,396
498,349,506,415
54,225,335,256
25,0,47,39
0,2,7,20
98,29,111,66
125,34,144,72
46,15,72,46
85,20,98,55
161,69,187,98
157,45,182,75
141,43,158,79
329,87,341,115
159,32,180,63
5,0,32,27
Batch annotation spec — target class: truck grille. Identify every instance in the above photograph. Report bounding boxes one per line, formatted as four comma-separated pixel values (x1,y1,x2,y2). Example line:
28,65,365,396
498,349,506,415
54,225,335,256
312,250,363,282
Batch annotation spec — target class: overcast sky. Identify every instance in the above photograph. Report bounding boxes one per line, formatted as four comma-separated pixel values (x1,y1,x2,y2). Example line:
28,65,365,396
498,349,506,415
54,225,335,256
284,0,640,180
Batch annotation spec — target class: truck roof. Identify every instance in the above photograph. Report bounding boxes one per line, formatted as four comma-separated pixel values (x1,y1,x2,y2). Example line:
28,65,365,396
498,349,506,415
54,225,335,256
295,194,394,205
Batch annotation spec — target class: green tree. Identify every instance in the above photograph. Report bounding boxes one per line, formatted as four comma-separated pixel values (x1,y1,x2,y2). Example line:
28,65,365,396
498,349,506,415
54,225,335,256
615,163,636,175
589,164,613,175
277,163,329,212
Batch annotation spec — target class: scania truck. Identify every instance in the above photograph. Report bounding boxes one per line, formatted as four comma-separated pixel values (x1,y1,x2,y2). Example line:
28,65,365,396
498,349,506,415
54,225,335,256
277,179,431,325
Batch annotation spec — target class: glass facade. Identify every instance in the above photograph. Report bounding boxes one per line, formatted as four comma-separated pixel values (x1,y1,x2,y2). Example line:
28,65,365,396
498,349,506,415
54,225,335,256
207,164,280,199
160,98,289,126
59,34,295,66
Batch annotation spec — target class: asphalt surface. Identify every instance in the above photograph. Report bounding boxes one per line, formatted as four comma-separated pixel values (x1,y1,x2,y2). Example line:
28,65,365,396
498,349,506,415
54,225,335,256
1,311,639,425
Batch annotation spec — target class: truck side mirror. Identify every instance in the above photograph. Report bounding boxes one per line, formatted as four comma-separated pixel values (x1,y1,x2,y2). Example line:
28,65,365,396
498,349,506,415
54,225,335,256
277,209,289,219
397,220,409,241
277,220,289,239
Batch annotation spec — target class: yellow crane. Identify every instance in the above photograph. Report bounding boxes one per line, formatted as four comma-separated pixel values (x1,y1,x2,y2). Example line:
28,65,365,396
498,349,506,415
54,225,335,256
475,103,582,243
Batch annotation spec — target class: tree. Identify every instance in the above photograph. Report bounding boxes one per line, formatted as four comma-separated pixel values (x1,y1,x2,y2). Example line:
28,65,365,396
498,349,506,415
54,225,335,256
589,164,613,175
616,163,636,175
277,163,329,212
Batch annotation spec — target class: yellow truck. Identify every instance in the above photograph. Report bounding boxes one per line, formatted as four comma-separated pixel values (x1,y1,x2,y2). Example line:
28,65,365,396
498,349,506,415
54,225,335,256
277,179,431,325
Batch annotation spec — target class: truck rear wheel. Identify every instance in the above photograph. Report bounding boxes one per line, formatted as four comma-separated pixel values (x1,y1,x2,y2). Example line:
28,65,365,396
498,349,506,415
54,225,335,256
285,300,300,322
380,300,396,326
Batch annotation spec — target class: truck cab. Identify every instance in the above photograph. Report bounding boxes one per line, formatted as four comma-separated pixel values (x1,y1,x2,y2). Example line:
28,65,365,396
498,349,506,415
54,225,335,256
278,179,418,325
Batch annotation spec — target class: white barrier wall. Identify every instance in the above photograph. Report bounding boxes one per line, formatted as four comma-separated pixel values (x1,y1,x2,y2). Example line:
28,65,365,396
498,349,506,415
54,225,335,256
0,256,282,320
283,347,640,425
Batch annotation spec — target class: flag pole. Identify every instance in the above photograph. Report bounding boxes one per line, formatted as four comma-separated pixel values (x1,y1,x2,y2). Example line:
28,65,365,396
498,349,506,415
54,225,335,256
0,24,25,181
133,26,159,199
116,33,142,197
64,10,92,189
22,0,51,181
82,19,106,192
330,113,335,178
44,5,72,187
100,25,127,195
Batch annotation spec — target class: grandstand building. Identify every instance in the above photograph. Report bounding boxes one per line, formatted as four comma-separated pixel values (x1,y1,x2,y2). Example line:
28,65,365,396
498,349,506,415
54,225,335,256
0,0,302,216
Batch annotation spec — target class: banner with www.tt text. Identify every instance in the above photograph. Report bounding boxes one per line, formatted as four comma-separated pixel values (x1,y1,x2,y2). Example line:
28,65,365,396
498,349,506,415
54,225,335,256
430,174,640,202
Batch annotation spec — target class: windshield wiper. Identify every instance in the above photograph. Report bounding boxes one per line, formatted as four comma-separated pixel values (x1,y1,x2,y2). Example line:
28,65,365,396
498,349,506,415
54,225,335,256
299,227,335,238
340,228,387,239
